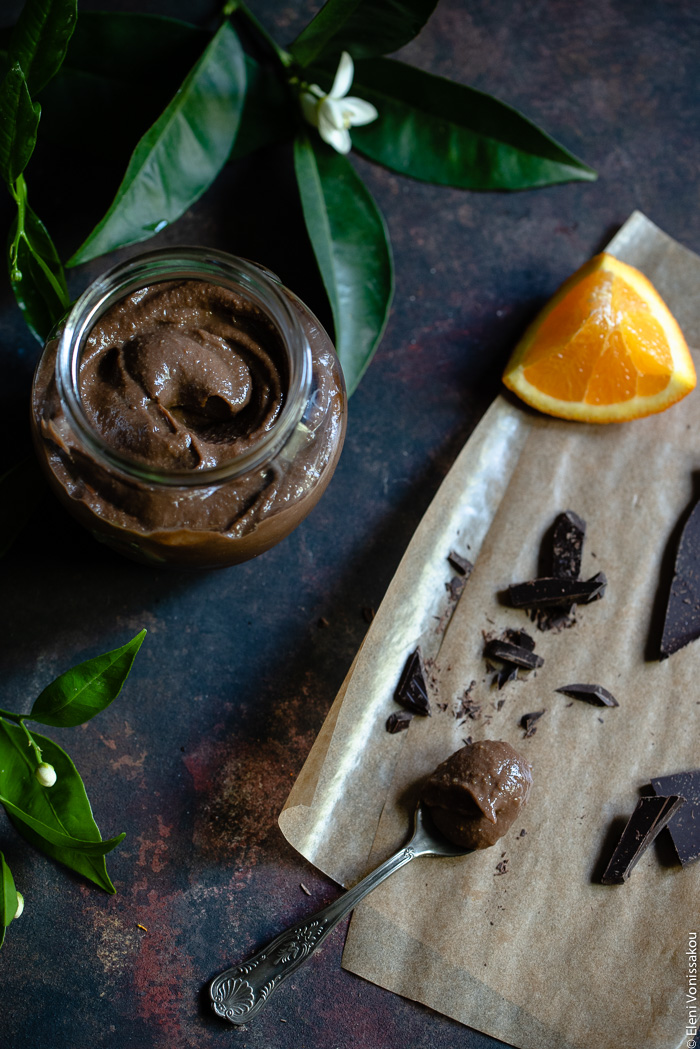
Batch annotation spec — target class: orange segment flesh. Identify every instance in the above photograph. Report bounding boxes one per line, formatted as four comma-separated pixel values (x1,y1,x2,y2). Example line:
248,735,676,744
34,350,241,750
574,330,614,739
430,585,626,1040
502,253,696,423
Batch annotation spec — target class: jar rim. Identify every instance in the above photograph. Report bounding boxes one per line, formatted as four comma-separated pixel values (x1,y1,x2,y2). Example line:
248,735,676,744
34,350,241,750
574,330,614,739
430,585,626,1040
55,247,313,488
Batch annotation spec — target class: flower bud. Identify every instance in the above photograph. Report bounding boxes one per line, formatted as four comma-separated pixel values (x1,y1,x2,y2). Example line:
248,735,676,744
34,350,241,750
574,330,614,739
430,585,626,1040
14,892,23,920
35,762,57,787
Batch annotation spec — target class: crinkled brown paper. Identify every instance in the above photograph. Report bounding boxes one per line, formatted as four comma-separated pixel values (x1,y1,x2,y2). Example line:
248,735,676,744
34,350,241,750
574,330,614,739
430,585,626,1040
279,212,700,1049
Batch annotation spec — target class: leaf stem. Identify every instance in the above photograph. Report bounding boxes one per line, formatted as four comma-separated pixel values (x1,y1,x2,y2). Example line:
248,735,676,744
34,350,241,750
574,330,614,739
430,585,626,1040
18,720,42,764
0,709,24,723
223,0,292,69
8,174,26,281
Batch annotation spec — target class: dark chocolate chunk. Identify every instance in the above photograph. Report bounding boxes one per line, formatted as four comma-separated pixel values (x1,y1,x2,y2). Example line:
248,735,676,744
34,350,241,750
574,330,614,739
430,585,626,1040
660,499,700,657
507,572,607,609
550,510,586,579
651,768,700,865
394,648,431,716
385,710,413,734
484,639,544,670
600,794,685,883
520,710,545,738
447,551,474,577
555,683,619,707
503,628,535,651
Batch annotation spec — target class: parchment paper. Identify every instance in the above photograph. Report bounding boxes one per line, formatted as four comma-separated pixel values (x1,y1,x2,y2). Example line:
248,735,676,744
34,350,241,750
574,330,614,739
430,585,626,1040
279,212,700,1049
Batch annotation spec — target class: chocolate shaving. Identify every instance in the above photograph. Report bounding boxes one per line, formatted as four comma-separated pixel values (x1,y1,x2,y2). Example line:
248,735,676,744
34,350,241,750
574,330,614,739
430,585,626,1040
507,572,606,609
447,550,474,577
385,710,413,734
660,498,700,657
555,683,619,707
495,858,509,876
550,510,586,579
484,639,544,670
503,628,535,651
394,648,431,716
521,710,545,737
600,794,685,884
651,768,700,865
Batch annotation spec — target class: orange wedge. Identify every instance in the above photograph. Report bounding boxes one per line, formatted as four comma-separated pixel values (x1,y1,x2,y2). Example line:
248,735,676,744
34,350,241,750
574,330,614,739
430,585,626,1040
502,253,696,422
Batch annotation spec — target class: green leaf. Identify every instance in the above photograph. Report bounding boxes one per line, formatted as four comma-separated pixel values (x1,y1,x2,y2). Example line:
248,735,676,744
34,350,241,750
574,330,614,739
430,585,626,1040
0,63,40,185
290,0,438,65
29,13,209,156
67,21,247,267
7,0,77,95
30,630,146,728
0,851,18,947
294,133,393,395
0,456,45,557
231,55,293,159
350,58,597,188
0,721,124,892
9,196,70,342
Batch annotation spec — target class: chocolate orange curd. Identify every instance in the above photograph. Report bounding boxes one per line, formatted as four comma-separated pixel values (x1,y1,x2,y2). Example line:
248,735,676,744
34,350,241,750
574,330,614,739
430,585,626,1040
31,250,347,568
421,740,532,849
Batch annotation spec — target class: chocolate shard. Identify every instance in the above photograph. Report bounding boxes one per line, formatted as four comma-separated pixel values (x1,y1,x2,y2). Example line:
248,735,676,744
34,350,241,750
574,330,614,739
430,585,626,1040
507,572,607,609
484,639,544,670
660,499,700,657
555,683,619,707
651,769,700,865
520,710,545,738
550,510,586,579
446,575,466,602
386,710,413,734
394,648,431,716
600,794,686,884
447,550,474,578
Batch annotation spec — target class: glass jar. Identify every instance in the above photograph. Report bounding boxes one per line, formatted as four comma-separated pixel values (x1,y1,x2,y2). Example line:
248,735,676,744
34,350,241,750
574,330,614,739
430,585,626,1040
31,248,347,568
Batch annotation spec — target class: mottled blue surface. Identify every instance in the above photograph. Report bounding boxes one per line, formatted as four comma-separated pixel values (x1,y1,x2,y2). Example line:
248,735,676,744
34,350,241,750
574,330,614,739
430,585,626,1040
1,1,699,1047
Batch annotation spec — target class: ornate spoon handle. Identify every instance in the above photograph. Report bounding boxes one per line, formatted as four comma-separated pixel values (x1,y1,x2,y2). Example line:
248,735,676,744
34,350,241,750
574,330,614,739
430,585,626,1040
210,842,418,1024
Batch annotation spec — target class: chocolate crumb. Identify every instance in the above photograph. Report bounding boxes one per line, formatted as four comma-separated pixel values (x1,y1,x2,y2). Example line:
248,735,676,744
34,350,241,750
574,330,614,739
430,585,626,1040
300,883,311,896
386,710,413,734
521,710,545,738
462,736,473,746
446,576,466,601
495,858,509,875
496,698,506,711
519,829,527,837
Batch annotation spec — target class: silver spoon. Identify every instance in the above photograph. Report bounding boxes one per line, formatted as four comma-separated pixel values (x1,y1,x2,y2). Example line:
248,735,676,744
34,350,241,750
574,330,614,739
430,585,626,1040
209,802,471,1024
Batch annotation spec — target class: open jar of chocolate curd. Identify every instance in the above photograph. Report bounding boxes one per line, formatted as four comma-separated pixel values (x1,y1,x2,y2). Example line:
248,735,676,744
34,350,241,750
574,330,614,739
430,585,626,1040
31,248,347,568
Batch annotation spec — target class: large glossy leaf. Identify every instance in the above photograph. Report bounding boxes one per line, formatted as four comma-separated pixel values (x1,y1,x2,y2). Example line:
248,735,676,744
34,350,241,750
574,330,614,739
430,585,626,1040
0,721,124,891
294,133,393,395
0,852,17,946
29,630,146,727
0,456,45,557
290,0,438,65
9,196,69,341
0,63,40,185
351,58,597,188
68,21,246,266
7,0,77,95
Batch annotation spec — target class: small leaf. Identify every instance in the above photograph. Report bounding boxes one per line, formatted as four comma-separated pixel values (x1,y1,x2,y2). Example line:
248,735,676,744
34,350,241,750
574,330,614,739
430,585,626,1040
7,0,77,95
290,0,438,66
0,721,124,891
294,133,393,395
30,630,146,727
9,198,70,341
0,63,40,185
0,852,17,939
67,21,246,266
0,456,45,557
350,58,597,188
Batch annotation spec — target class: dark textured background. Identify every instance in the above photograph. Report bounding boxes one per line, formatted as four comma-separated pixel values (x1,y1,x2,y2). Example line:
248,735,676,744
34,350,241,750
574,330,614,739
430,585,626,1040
1,2,699,1047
